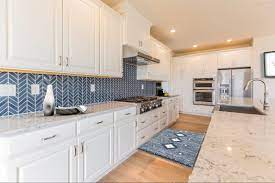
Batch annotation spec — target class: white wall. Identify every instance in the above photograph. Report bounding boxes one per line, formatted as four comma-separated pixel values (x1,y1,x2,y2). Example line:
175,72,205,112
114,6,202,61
252,35,275,101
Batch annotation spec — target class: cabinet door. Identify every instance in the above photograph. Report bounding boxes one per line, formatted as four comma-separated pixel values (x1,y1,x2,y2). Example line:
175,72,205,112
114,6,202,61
218,51,233,69
201,53,218,77
16,143,77,183
124,3,151,54
79,127,113,182
100,5,123,77
230,49,251,68
63,0,100,74
218,49,251,69
114,118,136,163
0,0,63,71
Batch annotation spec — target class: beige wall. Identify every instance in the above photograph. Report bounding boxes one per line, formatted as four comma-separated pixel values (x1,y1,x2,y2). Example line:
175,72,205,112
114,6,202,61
252,35,275,100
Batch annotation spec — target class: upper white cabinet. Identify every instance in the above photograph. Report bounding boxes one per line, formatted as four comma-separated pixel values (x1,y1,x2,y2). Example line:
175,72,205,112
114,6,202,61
114,0,152,54
100,5,123,77
218,48,252,69
137,38,172,81
0,0,63,71
0,0,123,77
63,0,100,75
190,53,218,78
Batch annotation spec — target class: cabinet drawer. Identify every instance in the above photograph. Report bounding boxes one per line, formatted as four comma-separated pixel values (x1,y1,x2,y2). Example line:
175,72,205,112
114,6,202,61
159,117,167,129
151,109,161,122
162,100,169,106
137,127,151,147
78,113,114,134
137,112,153,131
160,107,168,118
114,107,136,121
151,121,160,135
9,122,76,156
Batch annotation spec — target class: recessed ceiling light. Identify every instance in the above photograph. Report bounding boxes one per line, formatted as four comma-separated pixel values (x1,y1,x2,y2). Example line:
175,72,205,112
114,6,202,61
170,29,176,33
227,39,233,43
193,45,198,48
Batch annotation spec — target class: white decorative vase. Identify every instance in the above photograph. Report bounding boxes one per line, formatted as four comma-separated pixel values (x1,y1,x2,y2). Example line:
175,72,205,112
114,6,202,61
43,85,55,116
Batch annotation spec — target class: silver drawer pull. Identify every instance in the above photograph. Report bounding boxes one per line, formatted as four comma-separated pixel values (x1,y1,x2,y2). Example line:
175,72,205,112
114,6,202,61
42,135,57,141
154,115,158,118
141,136,146,139
125,113,131,115
162,112,166,114
140,121,146,124
97,121,104,124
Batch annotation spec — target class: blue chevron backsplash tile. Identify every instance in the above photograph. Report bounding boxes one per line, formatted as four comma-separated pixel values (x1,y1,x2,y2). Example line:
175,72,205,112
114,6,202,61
0,62,156,117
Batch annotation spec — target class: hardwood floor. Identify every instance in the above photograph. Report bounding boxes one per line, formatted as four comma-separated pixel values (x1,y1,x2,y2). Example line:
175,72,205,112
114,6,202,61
100,114,211,183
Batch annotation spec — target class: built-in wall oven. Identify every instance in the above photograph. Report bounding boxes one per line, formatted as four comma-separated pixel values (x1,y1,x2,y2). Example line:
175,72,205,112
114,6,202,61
193,78,215,106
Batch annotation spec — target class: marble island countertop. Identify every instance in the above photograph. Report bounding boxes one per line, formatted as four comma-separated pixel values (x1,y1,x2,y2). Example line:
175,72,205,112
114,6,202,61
189,97,275,182
0,101,136,137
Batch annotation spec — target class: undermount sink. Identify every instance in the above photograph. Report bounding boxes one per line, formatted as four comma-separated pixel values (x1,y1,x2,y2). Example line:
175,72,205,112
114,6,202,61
218,105,266,115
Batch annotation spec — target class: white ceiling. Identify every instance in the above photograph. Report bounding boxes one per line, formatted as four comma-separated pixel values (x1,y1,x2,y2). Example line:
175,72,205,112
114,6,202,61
103,0,275,51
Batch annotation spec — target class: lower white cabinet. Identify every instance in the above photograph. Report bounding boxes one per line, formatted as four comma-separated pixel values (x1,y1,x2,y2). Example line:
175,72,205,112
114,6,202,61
114,117,136,163
1,104,181,182
5,139,77,183
168,97,180,126
78,125,113,182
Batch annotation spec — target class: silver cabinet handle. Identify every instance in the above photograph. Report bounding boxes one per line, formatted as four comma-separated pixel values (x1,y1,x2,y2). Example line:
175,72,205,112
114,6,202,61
154,115,158,118
141,136,146,139
97,121,103,124
140,121,146,124
125,113,131,116
42,134,57,141
81,143,84,154
66,57,69,66
59,56,62,66
74,145,78,157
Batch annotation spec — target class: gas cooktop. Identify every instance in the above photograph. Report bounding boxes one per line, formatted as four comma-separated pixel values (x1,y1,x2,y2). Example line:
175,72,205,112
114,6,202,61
117,96,162,114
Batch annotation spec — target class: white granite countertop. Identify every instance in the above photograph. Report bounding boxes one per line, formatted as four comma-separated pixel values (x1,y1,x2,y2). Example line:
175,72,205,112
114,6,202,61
0,102,136,137
189,97,275,182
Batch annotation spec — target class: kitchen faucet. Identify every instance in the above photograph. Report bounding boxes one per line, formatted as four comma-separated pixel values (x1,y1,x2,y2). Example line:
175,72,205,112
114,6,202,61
244,79,269,110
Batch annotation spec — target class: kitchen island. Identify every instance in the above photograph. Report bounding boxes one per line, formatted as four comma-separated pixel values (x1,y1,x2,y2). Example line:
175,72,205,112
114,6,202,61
189,98,275,182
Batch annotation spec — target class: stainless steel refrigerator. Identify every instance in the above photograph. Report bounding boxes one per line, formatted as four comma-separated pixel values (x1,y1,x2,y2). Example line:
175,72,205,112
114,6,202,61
217,68,252,102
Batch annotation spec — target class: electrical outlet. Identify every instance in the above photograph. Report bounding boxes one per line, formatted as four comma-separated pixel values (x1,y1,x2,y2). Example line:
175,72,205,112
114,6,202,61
31,84,40,95
0,84,16,96
90,84,95,92
141,84,144,90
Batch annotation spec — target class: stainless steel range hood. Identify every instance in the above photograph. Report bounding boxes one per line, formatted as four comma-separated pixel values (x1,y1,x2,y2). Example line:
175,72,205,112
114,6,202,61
123,45,160,66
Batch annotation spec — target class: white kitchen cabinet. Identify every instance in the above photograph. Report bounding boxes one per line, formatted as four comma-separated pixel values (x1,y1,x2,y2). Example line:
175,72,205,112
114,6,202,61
78,125,113,182
218,48,252,69
168,98,180,125
5,139,77,183
114,1,152,54
188,53,218,78
114,117,136,163
137,38,172,81
63,0,101,74
0,0,124,77
100,4,123,77
0,0,63,71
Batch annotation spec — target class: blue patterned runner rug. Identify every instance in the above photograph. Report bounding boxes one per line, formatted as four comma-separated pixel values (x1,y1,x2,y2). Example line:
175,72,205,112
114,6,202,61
139,128,205,168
